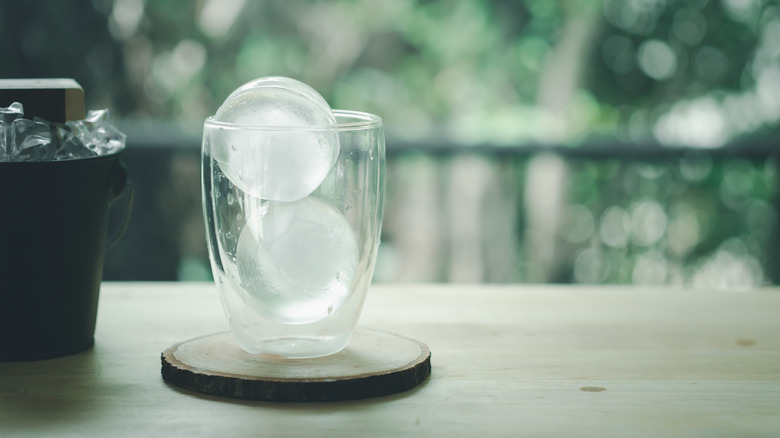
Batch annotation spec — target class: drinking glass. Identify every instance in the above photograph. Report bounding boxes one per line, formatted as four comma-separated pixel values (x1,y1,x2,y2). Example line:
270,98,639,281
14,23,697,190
202,110,385,358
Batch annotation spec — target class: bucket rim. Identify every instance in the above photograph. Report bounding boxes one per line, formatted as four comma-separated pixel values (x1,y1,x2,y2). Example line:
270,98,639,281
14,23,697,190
0,149,125,167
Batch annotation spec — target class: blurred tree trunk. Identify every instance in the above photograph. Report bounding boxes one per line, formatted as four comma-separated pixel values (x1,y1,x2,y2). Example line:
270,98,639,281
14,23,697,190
523,2,603,282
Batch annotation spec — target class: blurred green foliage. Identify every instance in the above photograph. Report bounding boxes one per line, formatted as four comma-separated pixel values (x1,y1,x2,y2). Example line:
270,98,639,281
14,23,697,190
1,0,778,285
3,0,778,143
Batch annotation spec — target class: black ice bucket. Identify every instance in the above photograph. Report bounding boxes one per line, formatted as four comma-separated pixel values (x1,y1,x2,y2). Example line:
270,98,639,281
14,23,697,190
0,152,131,361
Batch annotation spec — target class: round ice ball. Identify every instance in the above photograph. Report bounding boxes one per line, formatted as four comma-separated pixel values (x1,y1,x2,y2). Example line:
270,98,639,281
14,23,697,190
231,197,359,324
211,76,339,202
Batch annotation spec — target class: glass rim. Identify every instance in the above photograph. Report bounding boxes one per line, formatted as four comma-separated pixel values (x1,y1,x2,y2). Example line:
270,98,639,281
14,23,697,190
204,109,382,132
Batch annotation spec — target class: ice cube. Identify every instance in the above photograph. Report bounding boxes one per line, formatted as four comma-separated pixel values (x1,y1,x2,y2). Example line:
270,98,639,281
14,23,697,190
211,76,339,202
0,103,124,162
10,118,53,161
228,196,359,324
0,102,24,124
1,102,25,160
65,109,126,156
55,134,96,161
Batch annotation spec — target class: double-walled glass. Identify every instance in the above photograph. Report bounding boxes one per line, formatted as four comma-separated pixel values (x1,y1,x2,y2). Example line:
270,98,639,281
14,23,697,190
202,110,385,358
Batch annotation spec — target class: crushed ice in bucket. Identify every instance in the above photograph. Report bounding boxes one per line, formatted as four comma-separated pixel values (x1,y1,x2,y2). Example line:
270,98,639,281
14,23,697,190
0,102,125,162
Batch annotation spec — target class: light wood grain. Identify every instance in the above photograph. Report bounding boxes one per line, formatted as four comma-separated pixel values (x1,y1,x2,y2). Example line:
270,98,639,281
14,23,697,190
1,283,779,438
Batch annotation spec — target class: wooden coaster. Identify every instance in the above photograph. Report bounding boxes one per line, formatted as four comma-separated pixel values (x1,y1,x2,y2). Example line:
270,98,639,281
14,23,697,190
161,328,431,402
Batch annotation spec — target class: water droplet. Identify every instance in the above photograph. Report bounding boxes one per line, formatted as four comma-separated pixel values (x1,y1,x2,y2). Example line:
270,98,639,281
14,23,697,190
227,193,235,205
238,171,244,180
369,149,374,160
231,143,237,152
327,305,334,315
236,212,243,221
258,201,270,217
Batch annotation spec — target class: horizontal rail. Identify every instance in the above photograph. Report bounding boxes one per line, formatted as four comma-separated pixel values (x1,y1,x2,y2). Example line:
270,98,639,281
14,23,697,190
118,121,780,160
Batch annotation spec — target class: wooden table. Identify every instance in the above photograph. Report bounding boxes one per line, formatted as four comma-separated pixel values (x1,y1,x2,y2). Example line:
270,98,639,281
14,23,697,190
1,283,779,437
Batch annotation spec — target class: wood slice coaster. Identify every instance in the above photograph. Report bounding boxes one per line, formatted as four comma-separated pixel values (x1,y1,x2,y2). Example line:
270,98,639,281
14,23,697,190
161,328,431,402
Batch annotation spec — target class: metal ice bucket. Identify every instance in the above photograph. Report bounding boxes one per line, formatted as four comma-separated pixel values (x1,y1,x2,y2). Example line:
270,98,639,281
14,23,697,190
0,151,131,361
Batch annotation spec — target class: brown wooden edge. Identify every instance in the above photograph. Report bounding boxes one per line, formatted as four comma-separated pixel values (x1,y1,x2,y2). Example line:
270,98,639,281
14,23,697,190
161,330,432,402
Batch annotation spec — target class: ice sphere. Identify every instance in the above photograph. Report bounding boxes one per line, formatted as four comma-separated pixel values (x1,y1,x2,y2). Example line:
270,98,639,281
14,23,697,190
211,76,339,202
222,77,334,118
228,196,359,324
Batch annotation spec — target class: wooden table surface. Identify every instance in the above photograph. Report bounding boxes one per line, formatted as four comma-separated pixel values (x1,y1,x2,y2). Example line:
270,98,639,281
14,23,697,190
1,283,779,437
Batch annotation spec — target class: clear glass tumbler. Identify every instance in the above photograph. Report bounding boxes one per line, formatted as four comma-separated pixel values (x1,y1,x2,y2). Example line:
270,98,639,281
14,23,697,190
202,110,385,358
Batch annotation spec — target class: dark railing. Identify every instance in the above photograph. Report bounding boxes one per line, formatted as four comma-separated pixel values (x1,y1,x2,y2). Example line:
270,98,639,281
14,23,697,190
105,122,780,285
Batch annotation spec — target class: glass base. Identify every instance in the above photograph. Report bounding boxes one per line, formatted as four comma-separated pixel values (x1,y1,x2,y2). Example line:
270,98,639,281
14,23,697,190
235,334,352,359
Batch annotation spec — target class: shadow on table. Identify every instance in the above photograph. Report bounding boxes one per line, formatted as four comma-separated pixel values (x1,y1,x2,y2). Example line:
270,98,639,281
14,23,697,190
0,346,118,434
162,371,433,407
